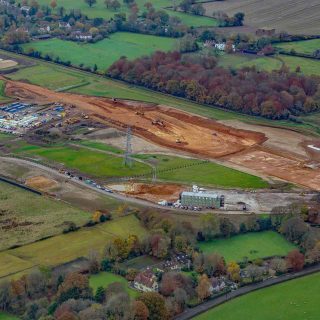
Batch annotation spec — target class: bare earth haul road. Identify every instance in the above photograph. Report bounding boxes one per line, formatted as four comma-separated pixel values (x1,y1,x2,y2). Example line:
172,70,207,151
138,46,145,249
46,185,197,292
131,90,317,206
3,77,320,191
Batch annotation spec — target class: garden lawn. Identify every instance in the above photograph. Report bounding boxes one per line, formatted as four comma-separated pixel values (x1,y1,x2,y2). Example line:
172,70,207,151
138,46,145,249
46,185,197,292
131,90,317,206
4,215,146,275
0,181,90,250
22,33,178,71
0,313,19,320
20,0,217,27
195,272,320,320
90,272,139,298
276,39,320,55
14,144,150,178
135,155,269,189
198,231,296,262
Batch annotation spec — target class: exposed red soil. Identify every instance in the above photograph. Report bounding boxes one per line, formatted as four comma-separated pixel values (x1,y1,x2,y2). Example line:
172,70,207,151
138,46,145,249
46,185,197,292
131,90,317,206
4,78,266,159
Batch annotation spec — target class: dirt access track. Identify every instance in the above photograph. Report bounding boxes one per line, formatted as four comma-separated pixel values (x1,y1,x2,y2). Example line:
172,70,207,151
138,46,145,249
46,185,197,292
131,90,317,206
4,78,320,191
4,78,265,158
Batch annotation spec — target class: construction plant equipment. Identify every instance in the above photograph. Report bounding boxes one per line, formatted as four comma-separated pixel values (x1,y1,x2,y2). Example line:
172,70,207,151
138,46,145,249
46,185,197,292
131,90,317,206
151,119,165,127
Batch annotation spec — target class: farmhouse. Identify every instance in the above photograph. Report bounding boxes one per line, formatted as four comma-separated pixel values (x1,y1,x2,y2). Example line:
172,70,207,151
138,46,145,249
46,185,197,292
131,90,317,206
72,31,93,41
134,269,159,292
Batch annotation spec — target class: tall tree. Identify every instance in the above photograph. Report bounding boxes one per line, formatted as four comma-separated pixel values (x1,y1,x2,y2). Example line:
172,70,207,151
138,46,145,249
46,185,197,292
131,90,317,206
84,0,97,7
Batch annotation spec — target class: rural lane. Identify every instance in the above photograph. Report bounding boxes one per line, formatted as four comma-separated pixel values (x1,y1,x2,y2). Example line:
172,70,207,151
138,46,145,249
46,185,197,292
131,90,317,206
176,264,320,320
0,156,167,209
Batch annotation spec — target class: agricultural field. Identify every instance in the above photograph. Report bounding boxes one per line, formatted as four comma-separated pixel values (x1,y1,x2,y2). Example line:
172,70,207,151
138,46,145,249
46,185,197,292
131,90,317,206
1,215,146,278
202,0,320,35
0,181,90,250
136,155,269,189
195,272,320,320
89,272,139,298
21,0,218,27
14,144,151,178
22,32,178,71
198,231,296,262
276,39,320,55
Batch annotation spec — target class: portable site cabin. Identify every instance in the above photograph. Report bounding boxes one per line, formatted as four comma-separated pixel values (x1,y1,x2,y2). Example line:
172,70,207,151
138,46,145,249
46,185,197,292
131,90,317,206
180,191,222,208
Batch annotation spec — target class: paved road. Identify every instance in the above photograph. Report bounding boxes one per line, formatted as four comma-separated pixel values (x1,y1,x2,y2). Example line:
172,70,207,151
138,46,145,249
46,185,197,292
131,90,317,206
0,156,166,209
176,264,320,320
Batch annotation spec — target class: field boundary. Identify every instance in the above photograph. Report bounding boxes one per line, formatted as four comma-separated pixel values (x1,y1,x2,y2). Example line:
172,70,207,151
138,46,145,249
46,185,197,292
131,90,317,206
175,264,320,320
0,175,41,195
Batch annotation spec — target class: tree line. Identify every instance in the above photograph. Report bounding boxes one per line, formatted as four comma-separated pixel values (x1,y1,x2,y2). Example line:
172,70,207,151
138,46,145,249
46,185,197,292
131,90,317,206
107,51,320,119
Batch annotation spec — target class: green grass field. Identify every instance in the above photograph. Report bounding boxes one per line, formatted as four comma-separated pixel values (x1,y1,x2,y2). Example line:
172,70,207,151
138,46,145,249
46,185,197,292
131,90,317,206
8,64,89,91
75,140,124,154
1,215,146,278
0,181,90,251
198,231,296,262
0,313,19,320
195,272,320,320
19,0,217,27
276,39,320,55
22,33,178,71
89,272,139,298
218,54,283,72
279,54,320,76
14,144,151,178
135,155,269,189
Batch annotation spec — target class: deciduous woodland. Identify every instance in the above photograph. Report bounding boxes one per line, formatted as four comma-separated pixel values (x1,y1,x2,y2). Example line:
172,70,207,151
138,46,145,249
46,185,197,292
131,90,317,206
108,51,320,119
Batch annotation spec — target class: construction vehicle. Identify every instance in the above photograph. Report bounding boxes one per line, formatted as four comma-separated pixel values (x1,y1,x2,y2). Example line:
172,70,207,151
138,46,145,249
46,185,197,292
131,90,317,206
152,119,165,127
176,138,182,144
135,110,145,116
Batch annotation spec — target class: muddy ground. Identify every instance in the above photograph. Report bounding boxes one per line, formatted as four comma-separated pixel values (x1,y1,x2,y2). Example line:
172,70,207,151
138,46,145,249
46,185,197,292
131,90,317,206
3,77,320,191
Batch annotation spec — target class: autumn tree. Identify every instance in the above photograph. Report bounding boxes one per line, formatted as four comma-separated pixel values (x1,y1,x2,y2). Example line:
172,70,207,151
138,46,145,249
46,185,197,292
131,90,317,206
227,261,240,282
286,250,305,271
246,264,263,282
203,253,225,277
196,274,211,301
50,0,57,10
138,292,168,320
200,213,220,240
132,300,149,320
56,273,92,303
269,257,287,275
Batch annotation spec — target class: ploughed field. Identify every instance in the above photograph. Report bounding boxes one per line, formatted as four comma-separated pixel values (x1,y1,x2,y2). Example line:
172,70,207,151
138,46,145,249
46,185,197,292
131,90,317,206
203,0,320,35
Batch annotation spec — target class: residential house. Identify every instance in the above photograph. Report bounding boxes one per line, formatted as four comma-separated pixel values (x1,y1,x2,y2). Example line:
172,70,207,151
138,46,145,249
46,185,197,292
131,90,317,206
20,6,31,14
134,269,159,292
59,22,71,29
